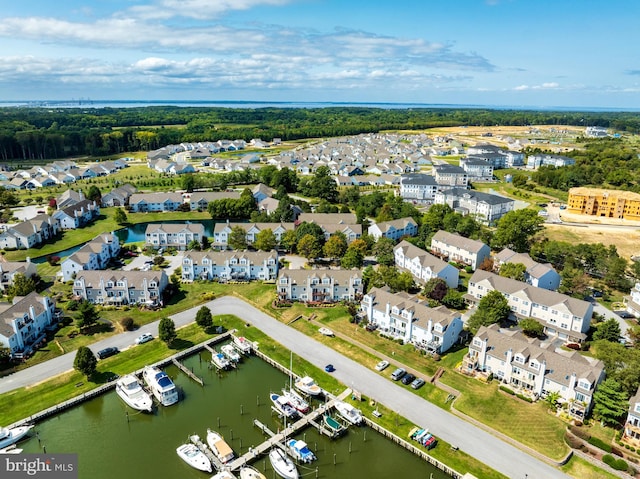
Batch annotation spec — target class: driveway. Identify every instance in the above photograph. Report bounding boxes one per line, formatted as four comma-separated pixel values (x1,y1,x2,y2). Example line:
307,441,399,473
0,296,569,479
123,253,183,276
282,255,307,269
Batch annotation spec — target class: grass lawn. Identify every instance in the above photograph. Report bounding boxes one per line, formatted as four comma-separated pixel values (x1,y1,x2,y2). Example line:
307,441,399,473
561,455,622,479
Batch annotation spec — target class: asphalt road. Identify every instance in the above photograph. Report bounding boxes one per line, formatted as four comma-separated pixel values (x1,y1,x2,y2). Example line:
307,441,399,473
0,296,570,479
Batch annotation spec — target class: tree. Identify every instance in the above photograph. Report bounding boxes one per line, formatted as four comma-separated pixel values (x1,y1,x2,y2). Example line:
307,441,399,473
188,239,201,251
7,273,37,297
323,233,347,260
255,229,277,252
423,278,448,301
467,290,510,334
297,234,322,260
181,174,196,192
491,209,544,253
519,318,545,338
280,229,298,253
158,317,177,346
228,226,248,250
593,318,622,343
499,263,527,282
341,246,364,269
86,185,102,202
558,266,590,298
295,222,325,245
113,207,128,225
74,346,97,378
372,237,395,266
441,289,466,309
592,378,629,426
201,235,210,250
75,300,100,331
195,306,213,330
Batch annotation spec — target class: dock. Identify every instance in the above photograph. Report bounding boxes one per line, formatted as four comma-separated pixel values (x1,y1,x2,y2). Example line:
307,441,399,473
172,359,204,386
189,434,224,472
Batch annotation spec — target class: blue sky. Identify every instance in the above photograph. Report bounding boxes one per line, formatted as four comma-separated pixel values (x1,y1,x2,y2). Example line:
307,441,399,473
1,0,639,108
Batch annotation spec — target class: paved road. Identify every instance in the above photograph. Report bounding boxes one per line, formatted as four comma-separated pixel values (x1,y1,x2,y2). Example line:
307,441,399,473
0,296,570,479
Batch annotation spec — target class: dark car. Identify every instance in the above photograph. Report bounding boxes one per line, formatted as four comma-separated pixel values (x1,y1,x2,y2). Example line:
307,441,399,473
97,347,119,360
324,364,335,373
401,373,416,385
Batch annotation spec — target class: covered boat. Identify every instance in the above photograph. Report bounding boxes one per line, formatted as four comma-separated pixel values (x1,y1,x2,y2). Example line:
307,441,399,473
287,439,316,463
212,351,232,370
176,443,212,473
281,388,310,414
293,376,322,397
206,429,235,464
232,336,253,355
115,374,153,412
269,448,299,479
221,344,242,363
239,465,267,479
142,366,179,406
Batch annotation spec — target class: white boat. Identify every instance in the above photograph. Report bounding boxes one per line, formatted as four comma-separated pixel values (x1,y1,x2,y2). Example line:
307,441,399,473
270,393,299,419
269,448,299,479
294,376,322,397
287,439,316,463
115,374,153,412
212,351,232,370
281,388,309,414
334,401,363,425
176,443,212,473
0,444,22,454
232,336,253,355
142,366,179,406
318,327,334,337
206,429,235,464
211,471,236,479
239,465,267,479
0,425,33,449
221,344,242,363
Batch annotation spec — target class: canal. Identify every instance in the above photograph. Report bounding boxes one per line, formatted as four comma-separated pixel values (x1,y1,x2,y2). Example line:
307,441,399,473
20,348,451,479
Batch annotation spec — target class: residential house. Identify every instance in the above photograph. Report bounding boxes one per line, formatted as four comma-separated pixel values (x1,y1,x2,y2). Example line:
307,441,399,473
252,183,274,203
73,270,169,306
277,268,363,303
182,250,279,281
145,223,205,250
213,222,295,248
101,184,137,207
0,259,38,291
368,217,419,241
0,292,57,359
128,192,184,212
460,158,494,180
433,164,469,188
394,240,459,288
494,248,561,290
466,270,593,343
462,324,604,419
434,187,515,224
187,191,241,211
52,200,100,229
624,282,640,319
61,232,121,282
623,387,640,447
526,154,576,170
399,174,438,203
0,215,59,250
361,287,463,354
297,213,357,224
430,230,490,270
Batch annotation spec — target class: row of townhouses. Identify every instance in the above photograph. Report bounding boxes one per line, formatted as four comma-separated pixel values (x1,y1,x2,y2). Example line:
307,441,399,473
394,240,459,289
182,250,279,282
145,223,205,250
0,215,59,250
73,270,169,307
277,269,363,303
0,259,38,292
61,233,121,282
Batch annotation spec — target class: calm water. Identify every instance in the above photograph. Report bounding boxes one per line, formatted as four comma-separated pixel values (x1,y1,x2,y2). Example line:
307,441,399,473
20,350,450,479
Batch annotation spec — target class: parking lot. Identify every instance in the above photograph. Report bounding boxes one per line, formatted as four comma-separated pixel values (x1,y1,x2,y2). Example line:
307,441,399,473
123,252,183,276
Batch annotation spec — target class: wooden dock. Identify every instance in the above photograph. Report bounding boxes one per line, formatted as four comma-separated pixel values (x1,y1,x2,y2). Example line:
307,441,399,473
189,434,224,471
172,358,204,386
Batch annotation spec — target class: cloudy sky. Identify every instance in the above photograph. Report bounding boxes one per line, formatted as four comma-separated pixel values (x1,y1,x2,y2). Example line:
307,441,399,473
1,0,639,109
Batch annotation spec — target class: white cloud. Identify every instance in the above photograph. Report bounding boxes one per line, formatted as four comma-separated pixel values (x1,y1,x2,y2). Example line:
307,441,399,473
128,0,291,20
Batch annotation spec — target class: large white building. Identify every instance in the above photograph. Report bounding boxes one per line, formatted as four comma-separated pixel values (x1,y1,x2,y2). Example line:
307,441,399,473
625,282,640,319
361,287,463,354
368,217,419,241
494,248,561,291
145,223,205,250
434,188,515,225
394,240,459,289
430,230,490,270
433,164,468,188
213,222,295,248
277,269,363,303
463,324,604,419
466,270,593,343
526,154,576,170
73,270,169,306
399,174,438,203
182,250,278,281
61,232,121,282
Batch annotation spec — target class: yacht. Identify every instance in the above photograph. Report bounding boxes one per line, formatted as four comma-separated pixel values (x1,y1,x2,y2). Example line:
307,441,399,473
334,401,363,426
0,424,33,450
269,448,298,479
206,428,235,464
115,374,153,412
142,366,179,406
281,388,310,414
287,439,316,463
293,376,322,397
270,393,299,420
176,443,212,473
239,465,267,479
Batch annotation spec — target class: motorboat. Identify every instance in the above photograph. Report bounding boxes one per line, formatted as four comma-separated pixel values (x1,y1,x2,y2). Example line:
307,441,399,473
281,388,309,414
322,414,346,436
287,439,316,464
0,424,33,449
239,465,267,479
206,428,235,464
212,351,232,370
268,448,299,479
0,444,23,454
318,327,334,337
293,376,322,397
176,443,212,473
211,472,236,479
221,344,242,363
142,366,179,406
232,336,254,355
270,393,299,420
115,374,153,412
334,400,363,426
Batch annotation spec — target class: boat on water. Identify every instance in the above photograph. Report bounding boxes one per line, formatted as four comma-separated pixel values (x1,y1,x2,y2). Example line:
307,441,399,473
239,465,267,479
334,400,363,425
221,343,242,363
211,471,236,479
322,414,346,436
270,393,299,419
176,443,212,473
115,374,153,412
142,366,179,406
0,444,22,454
206,428,235,464
232,336,253,355
318,327,334,337
212,351,232,370
287,439,316,464
268,448,299,479
0,424,33,449
293,376,322,397
281,388,310,414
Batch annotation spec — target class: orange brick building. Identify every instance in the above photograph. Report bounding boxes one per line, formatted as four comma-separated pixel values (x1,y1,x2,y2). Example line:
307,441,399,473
567,187,640,221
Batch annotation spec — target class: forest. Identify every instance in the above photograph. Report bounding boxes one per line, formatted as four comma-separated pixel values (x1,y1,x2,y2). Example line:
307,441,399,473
0,106,639,161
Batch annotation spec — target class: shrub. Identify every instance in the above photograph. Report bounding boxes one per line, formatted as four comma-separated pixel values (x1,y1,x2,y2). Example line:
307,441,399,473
611,445,624,457
516,393,533,403
564,433,583,449
588,437,612,452
570,425,590,441
603,454,628,471
67,299,80,311
499,385,515,395
119,317,135,331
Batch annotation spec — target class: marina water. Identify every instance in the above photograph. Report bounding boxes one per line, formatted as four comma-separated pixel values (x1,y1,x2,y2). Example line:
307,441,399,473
20,349,451,478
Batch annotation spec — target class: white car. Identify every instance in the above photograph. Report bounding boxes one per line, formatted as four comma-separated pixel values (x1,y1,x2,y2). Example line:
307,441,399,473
135,333,154,345
375,360,390,371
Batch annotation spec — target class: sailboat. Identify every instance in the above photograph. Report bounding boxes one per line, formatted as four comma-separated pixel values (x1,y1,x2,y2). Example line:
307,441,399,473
282,352,310,413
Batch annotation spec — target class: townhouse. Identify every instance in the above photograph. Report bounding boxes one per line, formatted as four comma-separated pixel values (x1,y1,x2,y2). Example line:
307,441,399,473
494,248,561,290
624,282,640,319
463,324,604,419
430,230,490,270
434,187,515,224
101,184,137,207
297,213,357,224
145,223,205,250
0,292,57,359
460,158,494,180
361,287,463,354
399,173,438,203
213,222,295,248
182,250,278,282
368,217,419,241
73,270,169,306
623,387,640,447
61,232,121,282
277,269,363,303
394,240,459,288
466,270,593,343
0,215,59,250
52,199,100,229
526,154,576,170
433,164,469,188
56,189,85,209
128,192,184,212
0,259,38,292
187,191,242,211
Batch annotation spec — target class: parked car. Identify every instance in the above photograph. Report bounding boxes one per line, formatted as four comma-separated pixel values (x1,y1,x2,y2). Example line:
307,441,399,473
401,373,416,385
135,333,153,345
375,360,389,371
365,323,377,332
391,368,406,381
96,347,119,360
411,378,426,390
324,364,335,373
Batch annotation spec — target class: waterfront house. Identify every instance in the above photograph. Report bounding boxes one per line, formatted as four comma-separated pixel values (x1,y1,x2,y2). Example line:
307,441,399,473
182,250,279,281
430,230,490,270
0,215,59,250
394,240,459,289
73,270,169,306
187,191,242,211
368,217,419,242
145,223,205,250
277,269,363,303
494,248,561,291
61,232,121,282
128,192,184,212
52,200,100,230
0,259,38,292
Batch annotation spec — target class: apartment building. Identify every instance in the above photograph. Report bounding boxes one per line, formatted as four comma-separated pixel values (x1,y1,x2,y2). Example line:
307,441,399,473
277,269,363,302
430,230,490,270
181,250,278,281
394,240,459,288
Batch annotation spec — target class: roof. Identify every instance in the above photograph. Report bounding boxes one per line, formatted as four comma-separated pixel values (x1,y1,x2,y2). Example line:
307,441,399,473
494,248,557,280
278,268,361,284
394,240,451,274
0,292,50,337
145,223,205,235
129,192,184,204
188,191,242,202
431,230,488,254
434,164,467,174
439,187,515,206
369,217,418,234
214,222,295,234
75,270,167,289
400,173,437,186
298,213,357,224
184,250,277,264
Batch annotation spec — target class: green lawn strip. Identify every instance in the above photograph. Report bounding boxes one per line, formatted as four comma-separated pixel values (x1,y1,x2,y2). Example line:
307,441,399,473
561,455,621,479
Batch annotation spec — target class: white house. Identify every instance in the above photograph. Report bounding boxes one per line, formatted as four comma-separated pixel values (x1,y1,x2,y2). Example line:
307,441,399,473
625,282,640,319
430,230,490,270
0,215,59,250
399,174,438,203
182,250,278,281
394,240,459,288
623,386,640,447
213,222,295,248
73,270,169,306
361,287,463,354
52,199,100,229
60,232,121,282
368,217,419,241
526,154,576,170
0,259,38,292
433,164,469,188
187,191,242,211
434,188,515,225
145,223,205,250
277,269,363,303
494,248,561,291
